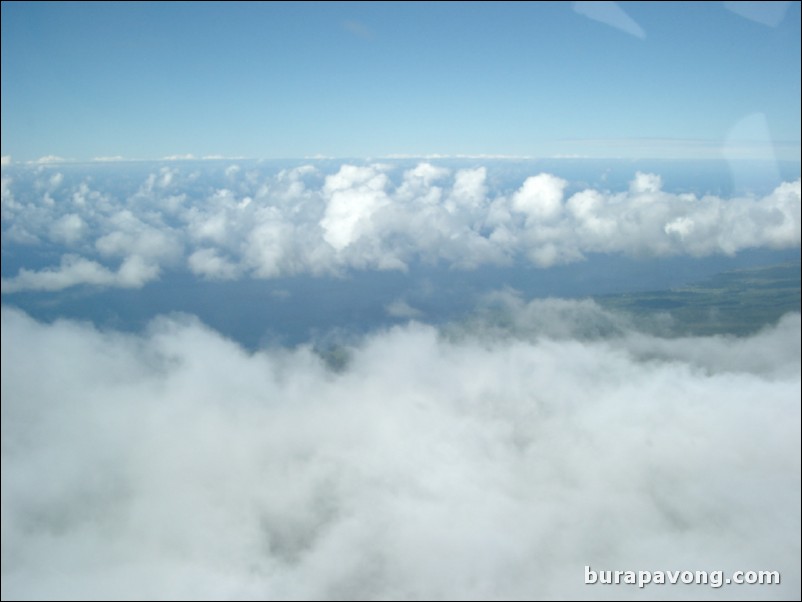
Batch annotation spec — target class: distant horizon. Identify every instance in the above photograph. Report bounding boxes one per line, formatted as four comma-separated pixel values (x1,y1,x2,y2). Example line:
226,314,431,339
3,151,802,166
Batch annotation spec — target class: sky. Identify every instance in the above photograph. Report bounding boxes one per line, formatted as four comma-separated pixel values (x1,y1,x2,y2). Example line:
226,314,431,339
1,1,800,161
1,3,801,600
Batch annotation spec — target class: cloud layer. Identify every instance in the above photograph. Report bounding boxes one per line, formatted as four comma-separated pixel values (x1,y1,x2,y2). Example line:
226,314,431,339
2,302,799,600
1,162,800,292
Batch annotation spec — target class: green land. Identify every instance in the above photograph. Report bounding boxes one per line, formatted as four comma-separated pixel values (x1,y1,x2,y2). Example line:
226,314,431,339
596,261,801,336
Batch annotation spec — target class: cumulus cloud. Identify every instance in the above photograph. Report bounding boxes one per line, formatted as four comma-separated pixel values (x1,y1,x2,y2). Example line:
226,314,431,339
1,155,11,166
0,254,159,293
320,165,391,251
187,248,240,280
0,162,799,292
48,213,87,246
512,173,567,221
1,302,799,600
95,210,182,264
448,166,487,213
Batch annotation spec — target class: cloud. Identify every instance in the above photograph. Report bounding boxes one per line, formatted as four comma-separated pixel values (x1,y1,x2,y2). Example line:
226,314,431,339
0,155,11,166
383,154,534,160
95,210,182,264
550,137,801,162
49,213,87,246
1,302,799,599
1,162,799,292
92,155,126,162
448,167,487,213
385,298,424,319
629,171,662,194
187,248,240,280
512,173,568,221
0,254,159,293
320,164,390,252
31,155,68,164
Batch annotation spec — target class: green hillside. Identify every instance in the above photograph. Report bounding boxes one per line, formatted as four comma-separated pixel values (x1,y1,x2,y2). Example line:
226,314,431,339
596,261,801,336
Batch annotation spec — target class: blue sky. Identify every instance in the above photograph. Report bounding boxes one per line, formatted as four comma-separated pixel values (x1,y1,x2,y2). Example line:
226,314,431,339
2,1,800,162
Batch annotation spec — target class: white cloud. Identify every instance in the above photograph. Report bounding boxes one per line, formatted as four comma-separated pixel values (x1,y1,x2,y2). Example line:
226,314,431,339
31,155,67,164
48,172,64,189
95,210,182,265
320,165,390,251
630,171,663,194
383,154,534,160
92,156,126,162
1,303,799,599
512,173,567,221
188,248,240,280
407,162,449,186
0,254,159,293
244,208,294,277
0,155,11,166
1,175,18,220
49,213,87,246
0,162,799,289
447,167,487,213
395,163,449,207
385,298,424,319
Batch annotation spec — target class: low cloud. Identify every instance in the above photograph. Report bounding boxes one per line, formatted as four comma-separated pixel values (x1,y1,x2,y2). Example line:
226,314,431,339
1,302,799,599
187,247,241,280
385,298,424,319
92,156,126,163
1,162,799,292
31,155,68,165
0,254,160,293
